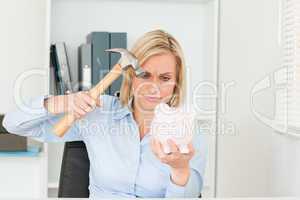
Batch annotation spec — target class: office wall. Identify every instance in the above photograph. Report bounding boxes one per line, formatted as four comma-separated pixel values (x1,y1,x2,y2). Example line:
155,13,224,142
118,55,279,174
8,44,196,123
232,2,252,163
216,0,281,197
0,0,49,198
270,132,300,196
0,0,48,113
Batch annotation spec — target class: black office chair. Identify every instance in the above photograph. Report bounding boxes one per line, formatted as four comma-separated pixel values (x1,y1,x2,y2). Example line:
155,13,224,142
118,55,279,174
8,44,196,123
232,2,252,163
58,141,90,197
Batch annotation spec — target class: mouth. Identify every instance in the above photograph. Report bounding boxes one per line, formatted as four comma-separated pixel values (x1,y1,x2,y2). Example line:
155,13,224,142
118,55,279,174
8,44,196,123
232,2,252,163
144,95,161,103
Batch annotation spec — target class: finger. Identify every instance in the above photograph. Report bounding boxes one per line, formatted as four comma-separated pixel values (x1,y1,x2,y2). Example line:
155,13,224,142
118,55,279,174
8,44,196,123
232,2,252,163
82,93,97,108
187,142,195,156
167,139,180,153
155,139,168,161
165,139,182,162
73,112,81,119
150,138,160,158
73,105,87,116
76,98,92,112
96,98,102,107
179,143,195,160
70,108,83,119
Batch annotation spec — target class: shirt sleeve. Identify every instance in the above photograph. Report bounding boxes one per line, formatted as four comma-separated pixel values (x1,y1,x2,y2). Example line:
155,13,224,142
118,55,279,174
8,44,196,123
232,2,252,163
165,122,207,198
2,95,83,142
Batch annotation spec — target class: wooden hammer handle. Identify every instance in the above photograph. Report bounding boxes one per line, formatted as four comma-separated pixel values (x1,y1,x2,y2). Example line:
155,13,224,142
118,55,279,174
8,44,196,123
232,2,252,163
53,64,123,137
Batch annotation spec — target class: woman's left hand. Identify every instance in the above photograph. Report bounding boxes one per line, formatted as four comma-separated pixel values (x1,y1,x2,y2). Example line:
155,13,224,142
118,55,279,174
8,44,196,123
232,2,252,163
150,138,195,186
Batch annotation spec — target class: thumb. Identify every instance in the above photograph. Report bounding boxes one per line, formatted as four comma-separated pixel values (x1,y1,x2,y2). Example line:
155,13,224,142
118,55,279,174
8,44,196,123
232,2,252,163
96,99,102,107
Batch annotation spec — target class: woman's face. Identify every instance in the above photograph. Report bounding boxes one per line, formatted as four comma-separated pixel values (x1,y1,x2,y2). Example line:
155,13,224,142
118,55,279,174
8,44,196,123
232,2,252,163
132,53,177,112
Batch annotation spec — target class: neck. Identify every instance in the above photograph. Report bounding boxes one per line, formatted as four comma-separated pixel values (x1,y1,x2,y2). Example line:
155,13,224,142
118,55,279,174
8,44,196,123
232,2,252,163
132,101,155,140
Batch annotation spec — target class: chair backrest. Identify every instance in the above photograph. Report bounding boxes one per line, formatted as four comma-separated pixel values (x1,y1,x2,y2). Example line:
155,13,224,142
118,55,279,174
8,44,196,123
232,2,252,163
58,141,90,198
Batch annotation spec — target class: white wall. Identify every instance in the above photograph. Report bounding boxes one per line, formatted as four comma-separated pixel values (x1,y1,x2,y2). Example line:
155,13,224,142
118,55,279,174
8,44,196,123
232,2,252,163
0,0,48,113
216,0,281,197
271,133,300,196
0,0,49,198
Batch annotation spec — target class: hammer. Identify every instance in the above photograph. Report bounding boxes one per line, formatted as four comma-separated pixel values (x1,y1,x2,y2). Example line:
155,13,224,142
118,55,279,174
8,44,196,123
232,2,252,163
53,48,146,137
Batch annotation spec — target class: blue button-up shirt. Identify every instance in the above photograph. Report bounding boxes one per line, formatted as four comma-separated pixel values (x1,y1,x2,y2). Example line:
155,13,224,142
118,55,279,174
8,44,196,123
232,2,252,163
3,94,207,198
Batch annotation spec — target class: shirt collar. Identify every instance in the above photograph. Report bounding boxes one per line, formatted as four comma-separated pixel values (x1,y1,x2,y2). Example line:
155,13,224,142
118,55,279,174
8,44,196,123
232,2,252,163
112,97,133,120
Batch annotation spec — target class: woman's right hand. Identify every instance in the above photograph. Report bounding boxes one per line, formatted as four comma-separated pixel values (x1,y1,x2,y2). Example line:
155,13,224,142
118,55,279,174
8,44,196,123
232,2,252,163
43,91,101,119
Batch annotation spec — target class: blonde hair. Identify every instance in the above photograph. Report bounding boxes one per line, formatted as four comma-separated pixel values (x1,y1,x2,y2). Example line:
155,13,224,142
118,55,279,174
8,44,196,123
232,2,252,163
119,29,186,108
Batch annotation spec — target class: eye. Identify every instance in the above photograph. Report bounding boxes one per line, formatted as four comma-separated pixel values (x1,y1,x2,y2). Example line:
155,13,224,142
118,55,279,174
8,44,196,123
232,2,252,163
160,76,171,81
139,72,151,79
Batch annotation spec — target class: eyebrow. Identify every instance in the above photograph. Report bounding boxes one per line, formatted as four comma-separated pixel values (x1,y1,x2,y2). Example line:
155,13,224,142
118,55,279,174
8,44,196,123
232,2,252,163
144,71,173,76
160,72,173,75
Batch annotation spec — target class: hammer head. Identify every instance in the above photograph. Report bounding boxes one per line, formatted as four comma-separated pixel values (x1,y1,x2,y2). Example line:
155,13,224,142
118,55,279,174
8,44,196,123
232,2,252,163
105,48,146,77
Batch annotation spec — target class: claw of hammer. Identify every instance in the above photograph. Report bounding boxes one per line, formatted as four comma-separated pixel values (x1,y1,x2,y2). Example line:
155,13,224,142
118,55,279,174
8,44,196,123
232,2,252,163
105,48,146,77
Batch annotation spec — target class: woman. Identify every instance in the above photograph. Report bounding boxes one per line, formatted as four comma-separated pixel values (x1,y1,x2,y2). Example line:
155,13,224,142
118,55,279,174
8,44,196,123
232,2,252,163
3,30,206,198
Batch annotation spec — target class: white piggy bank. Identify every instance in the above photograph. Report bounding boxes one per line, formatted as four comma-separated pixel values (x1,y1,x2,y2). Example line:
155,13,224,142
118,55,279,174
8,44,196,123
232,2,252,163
149,103,197,154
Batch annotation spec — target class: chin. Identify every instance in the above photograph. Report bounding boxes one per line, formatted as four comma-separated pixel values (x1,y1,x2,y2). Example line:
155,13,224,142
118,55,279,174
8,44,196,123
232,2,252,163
137,98,160,112
143,101,158,111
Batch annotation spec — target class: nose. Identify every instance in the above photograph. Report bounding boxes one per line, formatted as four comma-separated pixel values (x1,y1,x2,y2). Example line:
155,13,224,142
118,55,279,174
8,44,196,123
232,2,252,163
148,84,159,94
148,76,160,95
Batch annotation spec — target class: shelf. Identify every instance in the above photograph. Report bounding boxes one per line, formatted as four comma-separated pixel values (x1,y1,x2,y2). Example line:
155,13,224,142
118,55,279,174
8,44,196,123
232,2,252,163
48,181,59,189
52,0,214,4
0,146,42,158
